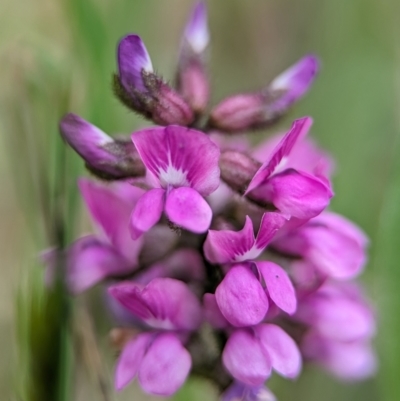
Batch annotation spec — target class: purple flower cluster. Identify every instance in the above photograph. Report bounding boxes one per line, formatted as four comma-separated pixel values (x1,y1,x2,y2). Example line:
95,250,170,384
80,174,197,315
53,2,376,399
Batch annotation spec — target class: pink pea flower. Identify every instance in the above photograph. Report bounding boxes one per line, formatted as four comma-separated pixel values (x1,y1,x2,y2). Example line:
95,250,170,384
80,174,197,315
204,213,297,327
108,277,202,395
273,211,369,280
295,282,376,380
245,117,333,221
129,125,220,238
222,324,302,386
44,178,144,293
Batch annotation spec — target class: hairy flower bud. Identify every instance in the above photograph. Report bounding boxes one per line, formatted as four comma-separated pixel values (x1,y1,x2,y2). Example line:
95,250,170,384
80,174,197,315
114,35,194,126
219,150,261,194
209,55,319,133
60,113,145,180
176,1,210,114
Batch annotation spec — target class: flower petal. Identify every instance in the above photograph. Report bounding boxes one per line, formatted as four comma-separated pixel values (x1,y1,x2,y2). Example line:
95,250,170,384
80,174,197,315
260,168,333,220
79,178,144,263
68,236,127,294
165,187,212,233
268,55,319,112
203,293,229,329
138,333,191,396
221,382,277,401
245,117,313,194
204,216,256,264
129,188,165,239
255,212,289,250
183,1,209,53
115,333,154,391
256,324,302,379
256,261,297,314
215,264,268,327
132,125,220,195
109,278,202,330
117,34,153,92
222,329,271,386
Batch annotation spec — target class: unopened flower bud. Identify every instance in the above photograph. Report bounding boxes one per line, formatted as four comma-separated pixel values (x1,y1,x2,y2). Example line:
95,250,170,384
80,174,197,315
219,150,261,194
176,1,210,114
114,34,194,126
209,55,319,133
60,113,145,180
209,93,265,132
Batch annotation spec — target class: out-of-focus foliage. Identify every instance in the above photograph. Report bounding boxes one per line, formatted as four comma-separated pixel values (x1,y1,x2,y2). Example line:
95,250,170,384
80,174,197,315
0,0,398,400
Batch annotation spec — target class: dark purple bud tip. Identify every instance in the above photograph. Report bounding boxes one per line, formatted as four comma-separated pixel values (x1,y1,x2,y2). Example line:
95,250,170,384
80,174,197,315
117,34,153,93
266,55,320,113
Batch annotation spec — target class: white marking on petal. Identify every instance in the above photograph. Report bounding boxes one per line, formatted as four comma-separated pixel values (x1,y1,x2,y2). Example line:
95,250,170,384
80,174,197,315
159,164,189,188
235,246,263,262
271,156,288,175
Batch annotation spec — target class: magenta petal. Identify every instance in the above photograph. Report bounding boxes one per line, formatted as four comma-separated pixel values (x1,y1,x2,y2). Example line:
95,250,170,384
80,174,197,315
78,178,143,263
257,261,297,314
216,264,268,327
138,333,191,396
130,188,165,239
245,117,313,194
117,34,153,92
265,169,333,220
165,187,212,233
222,329,271,386
68,236,127,294
132,125,220,195
268,55,319,112
115,333,154,391
183,1,209,53
256,324,302,379
255,212,289,250
109,278,202,330
203,293,229,329
204,216,256,264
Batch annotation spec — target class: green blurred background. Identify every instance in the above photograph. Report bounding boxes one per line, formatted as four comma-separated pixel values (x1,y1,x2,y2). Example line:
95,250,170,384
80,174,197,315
0,0,399,400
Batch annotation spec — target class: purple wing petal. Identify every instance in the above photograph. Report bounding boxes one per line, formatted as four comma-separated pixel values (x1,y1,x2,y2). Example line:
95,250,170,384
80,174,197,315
245,117,313,194
256,324,302,379
215,264,268,327
204,216,256,264
67,236,127,294
257,261,297,314
268,55,319,112
183,1,209,53
221,382,277,401
222,329,272,386
115,333,154,391
132,126,220,195
165,187,212,233
117,34,153,92
259,168,333,220
255,212,289,250
138,333,192,396
78,178,144,264
129,188,165,239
